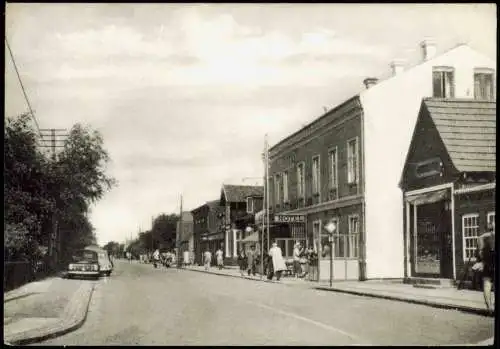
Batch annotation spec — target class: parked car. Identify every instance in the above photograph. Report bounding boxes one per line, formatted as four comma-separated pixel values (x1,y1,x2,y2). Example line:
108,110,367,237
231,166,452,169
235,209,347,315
67,249,100,279
84,246,114,276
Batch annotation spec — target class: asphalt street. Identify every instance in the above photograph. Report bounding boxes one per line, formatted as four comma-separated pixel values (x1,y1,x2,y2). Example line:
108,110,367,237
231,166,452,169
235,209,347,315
36,260,495,346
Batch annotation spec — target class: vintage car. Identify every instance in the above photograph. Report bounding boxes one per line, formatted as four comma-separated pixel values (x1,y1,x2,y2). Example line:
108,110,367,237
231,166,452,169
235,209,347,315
67,249,100,279
84,246,114,276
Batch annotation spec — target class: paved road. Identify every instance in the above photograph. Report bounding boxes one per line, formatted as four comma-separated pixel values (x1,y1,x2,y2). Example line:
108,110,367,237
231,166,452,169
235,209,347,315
36,260,494,346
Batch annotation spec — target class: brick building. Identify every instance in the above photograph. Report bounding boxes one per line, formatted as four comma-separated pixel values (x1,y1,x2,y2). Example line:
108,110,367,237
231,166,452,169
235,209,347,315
268,40,495,281
192,200,224,265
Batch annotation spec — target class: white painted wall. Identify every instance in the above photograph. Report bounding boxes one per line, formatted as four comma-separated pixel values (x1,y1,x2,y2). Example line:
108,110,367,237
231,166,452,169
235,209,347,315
360,45,495,279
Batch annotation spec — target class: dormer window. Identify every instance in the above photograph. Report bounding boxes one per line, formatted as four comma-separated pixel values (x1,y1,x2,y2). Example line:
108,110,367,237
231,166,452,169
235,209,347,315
433,67,455,98
246,197,254,214
474,68,494,100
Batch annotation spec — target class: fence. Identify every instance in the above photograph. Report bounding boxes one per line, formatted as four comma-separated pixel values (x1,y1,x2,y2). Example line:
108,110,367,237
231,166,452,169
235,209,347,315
4,260,52,292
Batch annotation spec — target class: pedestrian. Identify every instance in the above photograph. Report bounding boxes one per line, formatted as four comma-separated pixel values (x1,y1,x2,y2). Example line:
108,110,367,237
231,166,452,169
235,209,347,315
215,247,224,270
247,245,257,277
237,248,247,276
203,250,212,271
293,242,303,278
476,221,495,313
268,242,287,281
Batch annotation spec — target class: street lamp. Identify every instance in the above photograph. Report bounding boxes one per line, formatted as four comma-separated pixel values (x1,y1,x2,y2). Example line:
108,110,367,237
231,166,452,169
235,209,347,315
324,220,336,288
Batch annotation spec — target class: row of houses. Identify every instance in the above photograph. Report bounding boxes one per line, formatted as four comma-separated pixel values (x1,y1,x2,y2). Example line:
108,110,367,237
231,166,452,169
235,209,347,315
179,39,496,284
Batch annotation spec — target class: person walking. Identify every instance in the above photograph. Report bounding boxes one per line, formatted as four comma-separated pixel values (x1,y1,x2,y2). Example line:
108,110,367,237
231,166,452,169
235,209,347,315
215,247,224,270
477,221,495,313
237,249,247,276
268,242,287,281
293,242,303,278
247,245,257,277
203,250,212,271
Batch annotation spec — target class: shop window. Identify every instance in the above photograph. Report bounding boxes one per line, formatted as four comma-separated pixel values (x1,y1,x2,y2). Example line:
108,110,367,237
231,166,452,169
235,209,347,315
321,217,342,259
347,215,360,258
347,138,359,184
433,67,455,98
246,197,254,214
462,214,479,261
474,68,494,100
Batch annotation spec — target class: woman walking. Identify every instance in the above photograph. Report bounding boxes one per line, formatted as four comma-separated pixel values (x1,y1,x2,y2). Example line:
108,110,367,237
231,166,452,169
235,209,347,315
215,247,224,270
237,249,247,276
268,242,287,281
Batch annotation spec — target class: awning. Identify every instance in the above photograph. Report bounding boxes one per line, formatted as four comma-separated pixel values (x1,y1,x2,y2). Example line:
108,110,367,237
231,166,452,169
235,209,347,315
405,188,450,205
241,231,259,243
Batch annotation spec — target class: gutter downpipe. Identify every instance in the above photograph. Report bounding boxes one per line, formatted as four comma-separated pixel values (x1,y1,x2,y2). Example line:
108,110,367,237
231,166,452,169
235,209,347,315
359,99,367,281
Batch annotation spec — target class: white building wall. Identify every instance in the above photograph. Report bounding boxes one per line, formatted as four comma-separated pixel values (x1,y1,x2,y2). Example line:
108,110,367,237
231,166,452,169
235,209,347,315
360,45,495,279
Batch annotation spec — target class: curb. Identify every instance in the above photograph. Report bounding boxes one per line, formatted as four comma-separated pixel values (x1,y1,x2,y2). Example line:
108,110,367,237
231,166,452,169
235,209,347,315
5,282,95,345
183,267,312,288
314,286,494,318
183,268,493,318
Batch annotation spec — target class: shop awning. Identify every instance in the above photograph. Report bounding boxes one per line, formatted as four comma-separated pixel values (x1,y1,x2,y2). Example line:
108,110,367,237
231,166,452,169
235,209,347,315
241,231,259,243
405,188,450,205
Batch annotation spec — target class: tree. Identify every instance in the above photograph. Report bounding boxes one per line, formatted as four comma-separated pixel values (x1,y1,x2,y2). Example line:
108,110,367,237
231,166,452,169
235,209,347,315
152,214,179,251
4,113,52,261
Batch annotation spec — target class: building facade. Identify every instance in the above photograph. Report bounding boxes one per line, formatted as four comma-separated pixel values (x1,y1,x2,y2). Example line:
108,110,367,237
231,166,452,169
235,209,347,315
192,200,224,265
268,40,495,281
219,184,263,264
400,98,495,282
176,211,194,263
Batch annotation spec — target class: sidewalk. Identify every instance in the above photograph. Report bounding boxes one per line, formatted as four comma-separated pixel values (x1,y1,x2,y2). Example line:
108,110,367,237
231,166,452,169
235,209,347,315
183,265,494,317
4,275,95,345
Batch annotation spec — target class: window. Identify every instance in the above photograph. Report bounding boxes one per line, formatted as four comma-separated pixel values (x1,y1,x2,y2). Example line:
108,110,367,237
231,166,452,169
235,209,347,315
487,211,495,228
347,215,360,258
297,162,305,198
246,197,254,214
312,156,320,195
433,67,455,98
462,214,479,261
474,69,494,100
274,175,281,206
329,147,338,190
282,171,289,203
347,138,359,184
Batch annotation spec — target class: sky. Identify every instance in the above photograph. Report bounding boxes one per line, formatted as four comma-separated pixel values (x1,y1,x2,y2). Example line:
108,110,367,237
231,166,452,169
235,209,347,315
5,3,496,246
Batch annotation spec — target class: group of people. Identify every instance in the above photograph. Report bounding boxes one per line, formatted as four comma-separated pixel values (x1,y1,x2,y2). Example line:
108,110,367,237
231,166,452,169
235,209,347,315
203,248,224,271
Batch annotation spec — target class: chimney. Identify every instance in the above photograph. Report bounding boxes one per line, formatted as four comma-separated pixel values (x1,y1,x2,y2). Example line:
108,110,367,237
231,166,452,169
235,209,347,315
420,38,437,61
390,59,405,76
363,77,379,89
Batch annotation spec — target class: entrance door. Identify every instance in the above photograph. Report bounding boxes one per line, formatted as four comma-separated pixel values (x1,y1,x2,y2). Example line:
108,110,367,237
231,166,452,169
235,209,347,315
414,201,453,278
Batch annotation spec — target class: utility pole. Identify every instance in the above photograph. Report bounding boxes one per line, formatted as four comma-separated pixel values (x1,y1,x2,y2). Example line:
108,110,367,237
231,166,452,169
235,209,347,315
177,195,183,268
38,128,68,270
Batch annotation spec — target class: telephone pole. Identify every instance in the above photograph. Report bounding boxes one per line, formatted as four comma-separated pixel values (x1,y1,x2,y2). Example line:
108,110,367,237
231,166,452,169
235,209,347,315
177,194,183,268
38,128,68,269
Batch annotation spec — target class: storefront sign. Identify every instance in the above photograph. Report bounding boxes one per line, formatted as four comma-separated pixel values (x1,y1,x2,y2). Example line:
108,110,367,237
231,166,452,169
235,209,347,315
414,157,443,179
274,214,306,223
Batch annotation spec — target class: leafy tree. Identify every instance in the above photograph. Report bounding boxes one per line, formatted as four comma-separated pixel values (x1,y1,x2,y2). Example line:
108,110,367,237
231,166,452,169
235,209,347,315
152,214,179,251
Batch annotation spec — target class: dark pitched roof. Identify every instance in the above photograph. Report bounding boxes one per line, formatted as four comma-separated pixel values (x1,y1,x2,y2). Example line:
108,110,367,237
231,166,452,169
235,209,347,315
206,200,221,210
424,98,496,172
222,185,264,203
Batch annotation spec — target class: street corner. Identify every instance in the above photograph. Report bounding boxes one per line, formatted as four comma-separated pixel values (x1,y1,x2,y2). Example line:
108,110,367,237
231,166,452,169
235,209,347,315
4,280,96,345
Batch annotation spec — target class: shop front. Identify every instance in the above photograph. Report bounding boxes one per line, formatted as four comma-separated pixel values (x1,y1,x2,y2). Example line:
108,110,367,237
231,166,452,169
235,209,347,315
404,184,455,279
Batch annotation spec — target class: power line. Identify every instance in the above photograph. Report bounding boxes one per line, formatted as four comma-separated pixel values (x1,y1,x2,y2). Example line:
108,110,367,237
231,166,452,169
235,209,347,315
5,36,43,139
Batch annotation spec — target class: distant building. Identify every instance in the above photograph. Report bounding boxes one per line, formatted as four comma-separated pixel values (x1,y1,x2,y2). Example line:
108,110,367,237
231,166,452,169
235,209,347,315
191,200,225,265
177,211,194,260
268,40,495,281
219,184,264,264
400,98,495,283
